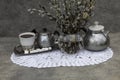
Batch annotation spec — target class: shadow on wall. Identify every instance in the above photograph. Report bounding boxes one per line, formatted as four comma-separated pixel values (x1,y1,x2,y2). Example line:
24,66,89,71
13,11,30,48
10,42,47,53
0,0,120,37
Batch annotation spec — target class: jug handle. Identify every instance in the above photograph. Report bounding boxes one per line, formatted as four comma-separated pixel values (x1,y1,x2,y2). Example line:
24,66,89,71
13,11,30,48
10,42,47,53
101,31,110,46
101,30,109,38
31,28,42,49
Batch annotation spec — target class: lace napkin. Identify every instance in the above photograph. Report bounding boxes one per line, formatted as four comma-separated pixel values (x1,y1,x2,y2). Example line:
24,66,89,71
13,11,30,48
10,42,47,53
11,48,113,68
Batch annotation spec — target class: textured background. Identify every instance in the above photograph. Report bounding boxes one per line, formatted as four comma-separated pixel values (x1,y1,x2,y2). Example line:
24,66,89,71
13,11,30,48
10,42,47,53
0,0,120,37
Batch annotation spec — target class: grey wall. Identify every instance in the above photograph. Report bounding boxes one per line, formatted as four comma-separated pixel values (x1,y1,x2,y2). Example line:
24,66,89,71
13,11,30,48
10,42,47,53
0,0,120,37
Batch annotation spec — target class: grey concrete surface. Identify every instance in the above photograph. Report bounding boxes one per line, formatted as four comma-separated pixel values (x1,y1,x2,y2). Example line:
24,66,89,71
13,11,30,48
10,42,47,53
0,32,120,80
0,0,120,37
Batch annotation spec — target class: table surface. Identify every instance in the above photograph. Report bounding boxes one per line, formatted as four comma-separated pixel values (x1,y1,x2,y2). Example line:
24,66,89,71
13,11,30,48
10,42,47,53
0,32,120,80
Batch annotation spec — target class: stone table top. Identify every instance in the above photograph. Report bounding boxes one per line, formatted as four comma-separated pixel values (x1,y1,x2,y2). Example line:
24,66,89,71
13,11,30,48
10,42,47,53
0,32,120,80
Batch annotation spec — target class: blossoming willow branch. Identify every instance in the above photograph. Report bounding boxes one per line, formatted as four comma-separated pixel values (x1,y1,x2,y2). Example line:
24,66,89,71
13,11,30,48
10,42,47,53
28,0,95,34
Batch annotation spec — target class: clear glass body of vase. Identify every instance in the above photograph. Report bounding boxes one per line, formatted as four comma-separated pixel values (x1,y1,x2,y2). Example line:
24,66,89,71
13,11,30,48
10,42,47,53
58,34,82,54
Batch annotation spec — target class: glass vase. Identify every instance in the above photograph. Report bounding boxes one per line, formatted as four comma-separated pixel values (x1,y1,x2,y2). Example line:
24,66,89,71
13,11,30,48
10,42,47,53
58,34,82,54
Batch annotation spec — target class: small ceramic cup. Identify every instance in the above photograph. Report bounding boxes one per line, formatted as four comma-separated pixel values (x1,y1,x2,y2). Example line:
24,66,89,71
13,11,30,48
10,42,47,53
19,32,36,52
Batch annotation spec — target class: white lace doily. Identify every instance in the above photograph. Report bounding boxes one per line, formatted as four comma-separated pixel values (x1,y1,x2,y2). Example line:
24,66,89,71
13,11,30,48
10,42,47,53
11,48,113,68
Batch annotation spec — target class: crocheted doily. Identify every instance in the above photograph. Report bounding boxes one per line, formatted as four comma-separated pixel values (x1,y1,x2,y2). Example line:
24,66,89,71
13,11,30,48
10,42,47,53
11,48,113,68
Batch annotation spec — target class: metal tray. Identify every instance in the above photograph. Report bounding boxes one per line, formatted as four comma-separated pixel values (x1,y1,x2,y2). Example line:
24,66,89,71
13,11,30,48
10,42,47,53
14,45,52,55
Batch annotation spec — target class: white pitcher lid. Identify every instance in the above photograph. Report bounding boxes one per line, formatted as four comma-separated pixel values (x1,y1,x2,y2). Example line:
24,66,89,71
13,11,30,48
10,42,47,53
89,21,104,31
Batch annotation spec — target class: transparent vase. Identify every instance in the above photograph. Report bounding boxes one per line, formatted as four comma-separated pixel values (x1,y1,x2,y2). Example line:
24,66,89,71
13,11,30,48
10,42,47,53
58,34,82,54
